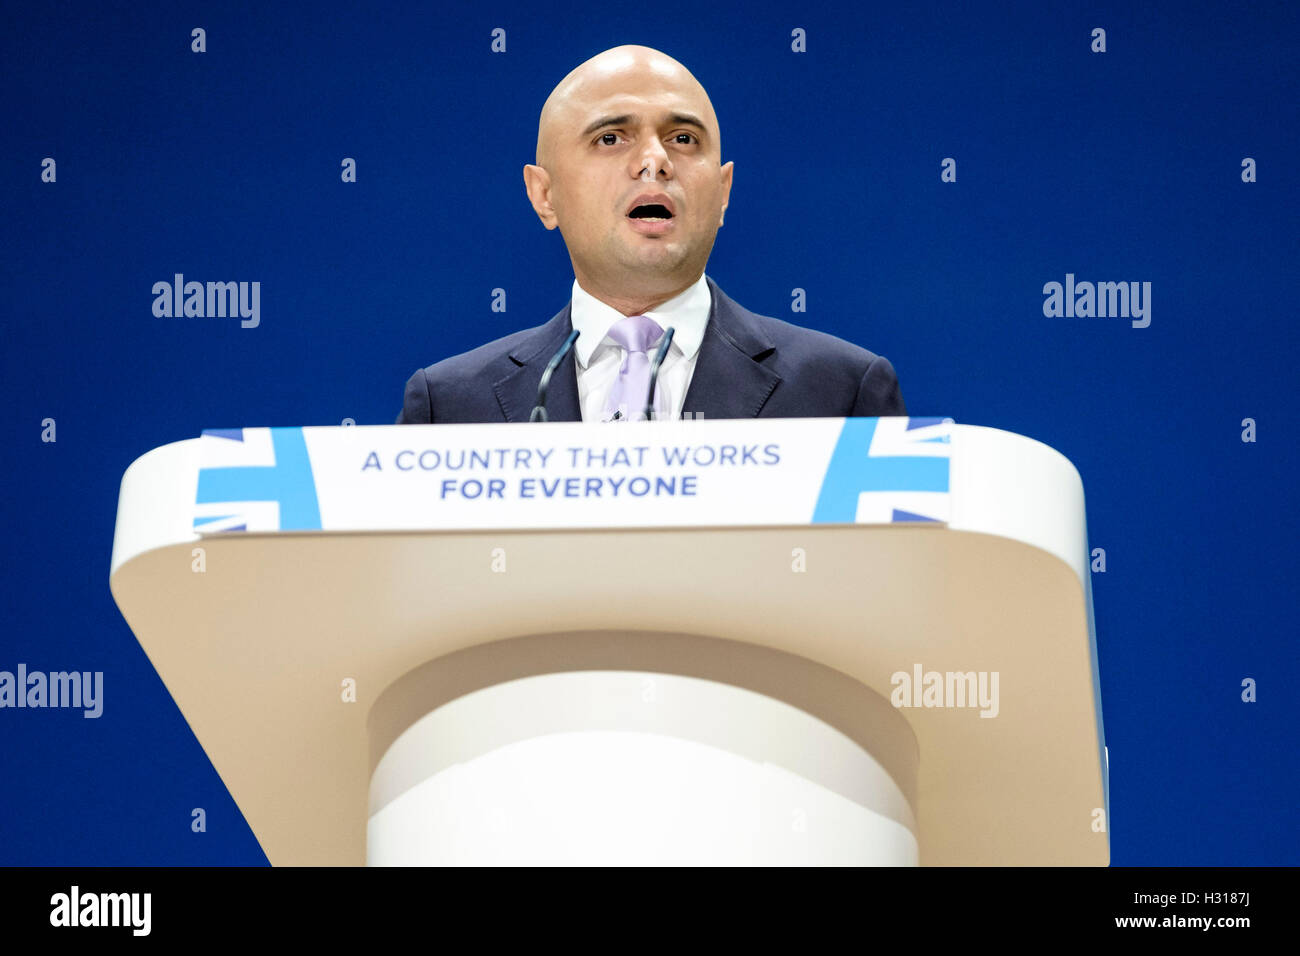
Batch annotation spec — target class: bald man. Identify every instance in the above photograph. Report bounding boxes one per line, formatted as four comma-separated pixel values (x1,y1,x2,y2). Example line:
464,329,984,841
396,45,906,424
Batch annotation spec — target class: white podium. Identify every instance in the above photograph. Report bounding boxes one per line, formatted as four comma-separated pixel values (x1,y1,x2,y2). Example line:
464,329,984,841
109,417,1108,865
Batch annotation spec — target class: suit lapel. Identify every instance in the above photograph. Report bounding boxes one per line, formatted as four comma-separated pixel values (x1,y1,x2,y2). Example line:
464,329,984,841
491,305,582,423
682,277,782,418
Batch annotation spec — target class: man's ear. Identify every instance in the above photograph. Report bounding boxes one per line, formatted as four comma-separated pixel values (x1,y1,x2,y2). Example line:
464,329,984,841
718,161,734,227
523,165,559,230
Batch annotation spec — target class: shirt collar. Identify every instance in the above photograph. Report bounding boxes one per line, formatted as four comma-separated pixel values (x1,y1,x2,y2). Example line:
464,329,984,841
570,272,712,369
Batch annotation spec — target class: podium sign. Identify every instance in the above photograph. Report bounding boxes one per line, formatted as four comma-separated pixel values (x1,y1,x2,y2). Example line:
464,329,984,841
194,416,954,533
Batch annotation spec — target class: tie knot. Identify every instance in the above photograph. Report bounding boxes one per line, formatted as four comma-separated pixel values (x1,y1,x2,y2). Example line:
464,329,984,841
606,314,664,354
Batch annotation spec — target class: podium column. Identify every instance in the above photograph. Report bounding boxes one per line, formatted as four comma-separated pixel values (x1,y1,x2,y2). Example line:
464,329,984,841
366,631,919,866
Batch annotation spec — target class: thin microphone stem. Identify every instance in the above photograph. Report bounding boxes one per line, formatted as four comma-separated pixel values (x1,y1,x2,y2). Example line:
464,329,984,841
529,328,580,422
643,326,676,422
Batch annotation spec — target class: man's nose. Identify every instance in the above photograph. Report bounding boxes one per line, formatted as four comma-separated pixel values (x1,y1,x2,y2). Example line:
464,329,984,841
635,141,671,180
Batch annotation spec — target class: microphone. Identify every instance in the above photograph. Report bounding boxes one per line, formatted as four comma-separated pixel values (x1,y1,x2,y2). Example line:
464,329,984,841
529,328,580,423
642,326,676,422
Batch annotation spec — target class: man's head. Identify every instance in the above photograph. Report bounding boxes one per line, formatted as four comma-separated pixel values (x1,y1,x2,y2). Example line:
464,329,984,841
523,45,733,314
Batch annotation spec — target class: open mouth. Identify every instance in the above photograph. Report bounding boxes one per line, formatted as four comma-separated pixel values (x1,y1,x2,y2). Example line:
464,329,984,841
627,203,674,222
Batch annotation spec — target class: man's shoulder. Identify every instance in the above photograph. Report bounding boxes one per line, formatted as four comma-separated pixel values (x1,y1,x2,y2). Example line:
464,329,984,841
396,310,568,424
708,280,905,417
757,311,884,365
712,282,885,372
410,310,568,389
418,323,547,379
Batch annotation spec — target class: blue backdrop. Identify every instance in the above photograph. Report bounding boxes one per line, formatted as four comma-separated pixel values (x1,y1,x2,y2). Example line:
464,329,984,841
2,0,1296,864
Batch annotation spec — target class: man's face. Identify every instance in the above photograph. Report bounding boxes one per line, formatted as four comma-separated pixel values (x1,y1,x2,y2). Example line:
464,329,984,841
525,53,733,302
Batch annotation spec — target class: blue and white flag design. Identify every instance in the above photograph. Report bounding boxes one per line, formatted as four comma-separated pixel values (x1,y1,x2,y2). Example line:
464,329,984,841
812,417,953,524
194,428,321,532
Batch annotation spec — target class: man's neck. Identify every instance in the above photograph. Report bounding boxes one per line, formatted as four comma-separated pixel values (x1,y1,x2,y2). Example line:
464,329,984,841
576,273,701,317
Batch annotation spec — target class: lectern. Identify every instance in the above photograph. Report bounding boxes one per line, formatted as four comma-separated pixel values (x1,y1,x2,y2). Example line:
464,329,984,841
109,416,1109,865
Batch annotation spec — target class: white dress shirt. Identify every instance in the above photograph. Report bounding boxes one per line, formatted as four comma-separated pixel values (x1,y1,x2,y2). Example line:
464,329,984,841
569,272,711,421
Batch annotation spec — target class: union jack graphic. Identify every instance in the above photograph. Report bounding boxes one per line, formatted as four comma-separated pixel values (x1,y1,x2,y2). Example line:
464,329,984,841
194,428,321,532
812,416,953,524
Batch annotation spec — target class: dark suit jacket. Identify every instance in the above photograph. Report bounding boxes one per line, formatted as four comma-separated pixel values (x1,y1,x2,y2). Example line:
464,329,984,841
396,276,906,424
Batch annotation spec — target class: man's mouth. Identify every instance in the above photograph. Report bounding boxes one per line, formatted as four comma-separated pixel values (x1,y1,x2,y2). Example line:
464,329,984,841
627,203,674,222
626,199,676,236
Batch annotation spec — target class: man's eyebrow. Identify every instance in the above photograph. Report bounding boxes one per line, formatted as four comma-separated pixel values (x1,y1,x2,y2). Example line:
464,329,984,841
581,113,708,137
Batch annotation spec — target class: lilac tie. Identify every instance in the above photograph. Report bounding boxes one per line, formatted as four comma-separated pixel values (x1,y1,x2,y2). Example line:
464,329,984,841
602,314,668,421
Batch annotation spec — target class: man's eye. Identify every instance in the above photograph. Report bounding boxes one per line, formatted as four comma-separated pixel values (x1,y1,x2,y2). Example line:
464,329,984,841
599,133,619,145
675,133,697,144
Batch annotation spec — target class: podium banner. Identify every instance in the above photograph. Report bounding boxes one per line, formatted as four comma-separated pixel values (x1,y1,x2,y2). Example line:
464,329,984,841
193,416,953,534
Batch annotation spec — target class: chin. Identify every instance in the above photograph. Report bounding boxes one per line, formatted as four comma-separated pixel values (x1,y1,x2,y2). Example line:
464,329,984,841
627,241,686,261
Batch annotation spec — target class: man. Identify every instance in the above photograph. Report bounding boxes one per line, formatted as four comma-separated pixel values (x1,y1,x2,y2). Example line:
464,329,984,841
396,44,906,424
